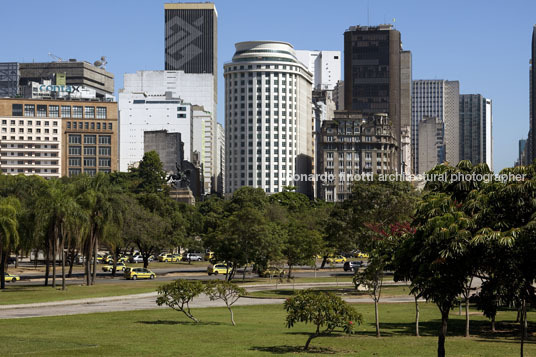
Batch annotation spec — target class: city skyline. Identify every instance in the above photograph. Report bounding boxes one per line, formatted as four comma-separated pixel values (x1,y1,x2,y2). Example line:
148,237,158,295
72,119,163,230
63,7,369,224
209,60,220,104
1,0,536,171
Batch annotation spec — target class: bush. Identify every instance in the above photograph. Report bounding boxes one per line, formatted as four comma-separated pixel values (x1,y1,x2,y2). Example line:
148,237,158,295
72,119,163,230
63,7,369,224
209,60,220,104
156,280,205,322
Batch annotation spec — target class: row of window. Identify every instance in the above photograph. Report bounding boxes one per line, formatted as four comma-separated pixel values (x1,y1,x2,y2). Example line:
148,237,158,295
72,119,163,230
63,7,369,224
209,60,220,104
68,168,110,176
67,157,111,167
1,168,58,174
1,152,58,158
12,104,108,119
0,144,58,149
1,136,58,142
2,119,58,126
66,122,113,130
226,64,300,72
0,160,58,165
2,128,58,134
68,146,111,156
68,135,111,145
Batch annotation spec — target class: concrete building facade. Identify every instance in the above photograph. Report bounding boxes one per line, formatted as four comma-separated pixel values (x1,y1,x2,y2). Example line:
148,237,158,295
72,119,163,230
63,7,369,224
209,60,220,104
417,116,445,174
295,50,341,91
318,111,398,202
216,122,225,195
412,80,460,173
118,90,192,171
224,41,313,196
459,94,493,169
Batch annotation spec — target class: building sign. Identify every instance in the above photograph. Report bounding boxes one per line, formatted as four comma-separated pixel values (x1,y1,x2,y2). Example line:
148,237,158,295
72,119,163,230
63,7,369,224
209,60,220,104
38,84,78,93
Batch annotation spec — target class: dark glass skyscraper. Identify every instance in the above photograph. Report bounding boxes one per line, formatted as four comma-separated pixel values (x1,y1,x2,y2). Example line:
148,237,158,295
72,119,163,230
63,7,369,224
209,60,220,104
529,25,536,163
164,3,217,75
343,24,410,172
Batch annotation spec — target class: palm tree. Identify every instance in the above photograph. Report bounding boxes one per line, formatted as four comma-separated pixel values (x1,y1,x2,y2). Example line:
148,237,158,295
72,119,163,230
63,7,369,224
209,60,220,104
0,197,20,289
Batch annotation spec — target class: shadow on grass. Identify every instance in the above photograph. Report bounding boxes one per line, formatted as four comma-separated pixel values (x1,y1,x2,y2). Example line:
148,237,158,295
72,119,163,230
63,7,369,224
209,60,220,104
250,345,336,354
136,320,222,326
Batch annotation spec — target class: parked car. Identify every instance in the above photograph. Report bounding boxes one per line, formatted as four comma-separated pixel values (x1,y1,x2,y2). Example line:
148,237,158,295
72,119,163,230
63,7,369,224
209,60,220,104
102,262,127,272
4,272,20,282
343,261,363,272
260,266,285,278
355,251,370,259
183,253,203,262
204,251,214,261
326,255,347,264
207,263,233,276
159,254,179,263
7,256,16,265
129,254,154,263
124,267,156,280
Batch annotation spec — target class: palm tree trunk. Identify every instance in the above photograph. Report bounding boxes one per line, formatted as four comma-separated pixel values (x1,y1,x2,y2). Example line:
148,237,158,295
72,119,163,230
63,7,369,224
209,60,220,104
0,244,6,290
521,298,526,357
68,249,75,278
52,236,56,288
92,235,97,285
61,232,66,291
44,239,50,287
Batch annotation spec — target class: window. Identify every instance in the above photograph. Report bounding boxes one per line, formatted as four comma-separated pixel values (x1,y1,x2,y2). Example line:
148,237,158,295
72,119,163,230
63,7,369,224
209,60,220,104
84,135,96,144
61,106,71,118
107,123,113,130
72,106,83,118
98,135,111,145
69,157,81,166
69,146,81,155
96,107,107,119
84,106,95,119
98,146,111,156
24,104,35,117
68,135,81,144
12,104,23,116
83,158,96,167
69,168,81,176
49,105,59,117
99,158,111,167
177,114,186,118
37,105,47,117
84,146,96,155
177,106,186,111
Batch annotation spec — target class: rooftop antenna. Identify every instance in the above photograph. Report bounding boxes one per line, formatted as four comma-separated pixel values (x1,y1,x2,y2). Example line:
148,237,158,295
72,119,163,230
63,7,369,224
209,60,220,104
48,53,63,62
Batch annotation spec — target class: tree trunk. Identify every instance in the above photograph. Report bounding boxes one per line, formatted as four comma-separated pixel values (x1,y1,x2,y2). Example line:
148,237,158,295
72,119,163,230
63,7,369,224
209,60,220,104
521,298,526,357
415,295,420,337
228,306,236,326
491,315,496,333
465,295,470,337
91,236,97,285
0,245,5,290
304,325,320,351
288,265,293,280
320,256,327,269
85,239,91,286
374,298,381,337
438,309,449,357
14,250,18,268
52,235,57,288
143,254,149,269
44,239,50,287
68,249,75,278
61,236,66,291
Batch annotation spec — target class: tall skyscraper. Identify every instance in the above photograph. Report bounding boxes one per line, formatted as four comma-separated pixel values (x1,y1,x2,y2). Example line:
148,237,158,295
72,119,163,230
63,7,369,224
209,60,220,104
224,41,313,196
418,116,445,174
459,94,493,170
343,24,411,172
295,50,341,91
164,3,217,76
412,80,460,173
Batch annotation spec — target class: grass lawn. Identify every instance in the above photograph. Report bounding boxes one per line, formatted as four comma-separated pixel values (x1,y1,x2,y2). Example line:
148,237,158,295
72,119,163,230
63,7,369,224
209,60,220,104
247,285,411,299
0,302,534,356
0,282,162,305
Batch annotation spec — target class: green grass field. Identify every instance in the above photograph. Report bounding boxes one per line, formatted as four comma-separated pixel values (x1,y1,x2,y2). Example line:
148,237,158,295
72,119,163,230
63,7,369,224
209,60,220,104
0,302,534,356
247,285,411,299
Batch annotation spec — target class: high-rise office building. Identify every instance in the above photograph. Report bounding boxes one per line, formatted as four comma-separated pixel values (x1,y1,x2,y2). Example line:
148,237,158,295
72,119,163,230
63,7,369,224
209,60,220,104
459,94,493,169
418,116,445,174
216,123,225,195
224,41,313,196
192,105,217,194
164,3,217,75
0,63,19,98
295,50,341,91
412,80,460,173
517,138,527,166
343,24,411,172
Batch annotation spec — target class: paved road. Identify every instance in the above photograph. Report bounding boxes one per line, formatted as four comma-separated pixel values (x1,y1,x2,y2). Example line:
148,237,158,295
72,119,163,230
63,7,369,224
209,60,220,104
0,282,416,320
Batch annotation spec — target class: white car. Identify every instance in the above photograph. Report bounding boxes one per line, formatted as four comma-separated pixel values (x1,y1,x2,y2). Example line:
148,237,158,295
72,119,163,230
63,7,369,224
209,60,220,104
129,255,144,263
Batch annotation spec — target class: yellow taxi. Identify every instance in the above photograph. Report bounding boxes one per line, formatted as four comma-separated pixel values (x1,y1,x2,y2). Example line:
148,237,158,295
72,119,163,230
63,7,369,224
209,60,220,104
356,252,370,259
204,251,214,261
102,262,127,272
261,266,286,278
207,263,233,276
158,253,180,263
326,255,347,264
4,272,20,282
124,267,156,280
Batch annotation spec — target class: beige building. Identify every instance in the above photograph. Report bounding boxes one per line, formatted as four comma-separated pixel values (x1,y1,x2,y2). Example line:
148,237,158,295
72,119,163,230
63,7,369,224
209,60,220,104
0,98,117,178
318,111,398,202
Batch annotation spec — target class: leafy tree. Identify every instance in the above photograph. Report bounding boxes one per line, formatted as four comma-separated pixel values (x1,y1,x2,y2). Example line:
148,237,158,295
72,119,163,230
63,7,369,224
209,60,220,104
205,281,247,326
284,290,362,350
395,192,473,357
156,280,206,322
132,151,168,194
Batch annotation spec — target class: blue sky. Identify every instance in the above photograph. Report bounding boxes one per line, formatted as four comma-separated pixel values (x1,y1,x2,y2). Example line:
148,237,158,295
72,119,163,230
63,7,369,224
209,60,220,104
2,0,535,171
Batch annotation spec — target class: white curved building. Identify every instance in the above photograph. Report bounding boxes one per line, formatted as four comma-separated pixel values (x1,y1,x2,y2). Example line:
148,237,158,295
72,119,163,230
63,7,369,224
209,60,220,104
224,41,313,195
